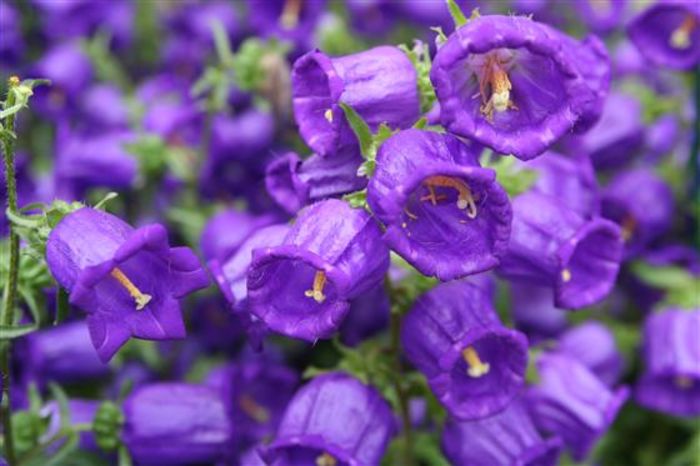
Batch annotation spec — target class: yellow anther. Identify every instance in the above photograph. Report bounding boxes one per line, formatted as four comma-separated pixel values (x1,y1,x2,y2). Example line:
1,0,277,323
316,452,337,466
670,15,697,50
404,207,418,220
324,108,333,123
478,54,517,121
304,270,327,303
280,0,302,29
561,268,572,283
620,215,637,242
462,346,490,378
110,267,152,310
8,75,20,87
238,394,271,423
675,375,694,389
421,176,478,218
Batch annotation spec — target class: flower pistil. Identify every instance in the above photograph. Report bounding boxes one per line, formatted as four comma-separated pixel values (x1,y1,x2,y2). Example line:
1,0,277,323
316,452,337,466
670,15,697,50
479,54,518,121
304,270,327,303
463,346,490,378
421,176,478,218
110,267,152,310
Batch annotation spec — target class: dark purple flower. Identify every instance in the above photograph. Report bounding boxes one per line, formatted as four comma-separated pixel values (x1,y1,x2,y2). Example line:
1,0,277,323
601,168,674,258
247,200,389,341
208,109,276,166
431,15,610,160
442,397,562,466
45,208,210,362
574,0,627,34
78,84,130,131
339,284,390,346
636,308,700,417
527,352,629,461
20,321,111,387
265,147,365,215
523,151,600,218
368,129,511,281
200,209,279,263
263,372,395,466
42,399,99,451
206,359,299,452
246,0,327,52
557,322,623,386
498,192,623,309
292,46,420,157
628,0,700,70
123,383,233,465
645,114,680,160
401,280,528,420
511,283,568,342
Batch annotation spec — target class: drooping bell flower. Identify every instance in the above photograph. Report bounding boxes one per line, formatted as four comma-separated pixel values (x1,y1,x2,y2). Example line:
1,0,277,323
200,209,279,263
636,308,700,417
45,208,210,362
628,0,700,70
123,383,233,465
265,147,365,215
498,192,623,309
339,285,390,346
42,399,99,451
20,321,111,387
263,372,395,466
246,0,327,52
562,92,644,170
291,46,420,157
367,129,511,281
206,359,299,453
247,199,389,341
442,397,562,466
557,322,623,386
430,14,610,160
511,283,568,342
401,280,528,420
574,0,627,34
601,168,674,258
527,352,629,461
522,151,600,218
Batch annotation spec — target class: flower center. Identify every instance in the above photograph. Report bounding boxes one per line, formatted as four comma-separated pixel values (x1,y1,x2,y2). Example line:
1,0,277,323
316,452,337,466
675,375,694,389
110,267,152,310
280,0,302,29
561,268,572,283
238,394,270,423
420,175,478,218
478,54,517,121
324,108,333,123
462,346,490,378
670,14,697,50
304,270,327,303
620,214,637,242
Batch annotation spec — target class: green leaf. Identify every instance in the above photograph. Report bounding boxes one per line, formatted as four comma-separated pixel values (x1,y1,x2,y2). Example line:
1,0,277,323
631,262,697,290
399,41,437,113
118,445,133,466
93,192,119,210
0,323,38,339
230,38,291,92
343,190,368,210
445,0,469,27
339,102,373,158
210,20,234,67
49,383,72,431
483,155,538,197
18,285,47,327
44,432,79,466
54,287,70,325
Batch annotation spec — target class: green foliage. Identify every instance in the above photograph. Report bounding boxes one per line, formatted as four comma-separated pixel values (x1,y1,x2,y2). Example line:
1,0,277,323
399,42,437,114
631,262,700,309
445,0,469,27
339,103,398,179
230,38,291,92
92,401,124,452
483,154,539,198
83,33,131,91
382,433,451,466
315,12,366,55
342,189,369,210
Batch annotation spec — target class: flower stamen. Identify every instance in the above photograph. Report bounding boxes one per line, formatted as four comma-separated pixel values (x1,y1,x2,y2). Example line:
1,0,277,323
280,0,302,30
670,14,697,50
304,270,327,303
479,54,518,122
110,267,152,310
620,214,637,242
421,176,478,218
561,268,572,283
462,346,490,378
324,108,333,123
239,394,271,423
316,452,337,466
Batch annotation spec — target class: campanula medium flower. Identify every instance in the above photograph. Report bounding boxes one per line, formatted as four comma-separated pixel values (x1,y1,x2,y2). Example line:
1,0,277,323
200,209,279,263
498,192,623,309
601,168,674,258
558,322,624,386
511,283,568,342
247,199,389,341
401,280,528,420
636,308,700,417
42,399,99,451
442,397,562,466
431,14,610,160
628,0,700,70
527,352,629,461
265,147,365,215
368,129,511,281
263,372,395,466
292,46,420,157
45,208,210,362
123,383,233,465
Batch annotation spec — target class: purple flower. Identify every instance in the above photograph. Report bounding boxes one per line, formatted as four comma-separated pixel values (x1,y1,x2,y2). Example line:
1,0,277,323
574,0,627,34
557,322,623,386
265,147,365,215
263,372,395,466
339,285,390,346
42,399,99,451
200,209,279,263
628,0,700,70
498,192,623,309
0,2,24,66
511,283,568,342
401,280,528,420
206,359,299,453
368,129,511,281
291,46,420,157
45,208,210,362
645,114,680,160
527,352,629,461
20,321,111,387
346,0,396,36
247,199,389,341
240,446,266,466
431,15,610,160
246,0,327,52
208,109,276,166
442,397,562,466
636,309,700,417
78,84,130,132
601,168,674,258
123,383,233,465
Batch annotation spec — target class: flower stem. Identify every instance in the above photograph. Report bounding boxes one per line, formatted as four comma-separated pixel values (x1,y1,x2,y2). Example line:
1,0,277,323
689,68,700,249
390,309,414,466
1,77,21,466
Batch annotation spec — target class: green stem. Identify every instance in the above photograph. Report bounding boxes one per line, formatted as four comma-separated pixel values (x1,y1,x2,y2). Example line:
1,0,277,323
390,309,414,466
689,68,700,249
1,78,20,466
